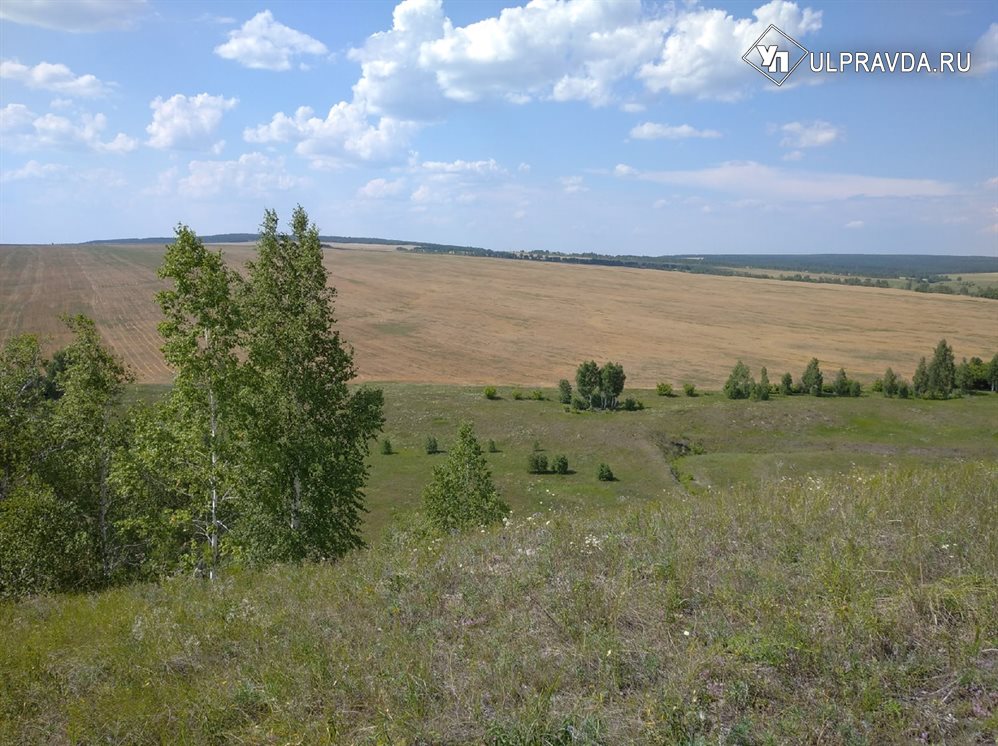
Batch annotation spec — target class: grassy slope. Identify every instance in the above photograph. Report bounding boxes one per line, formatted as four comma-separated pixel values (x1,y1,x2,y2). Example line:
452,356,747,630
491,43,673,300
2,463,995,743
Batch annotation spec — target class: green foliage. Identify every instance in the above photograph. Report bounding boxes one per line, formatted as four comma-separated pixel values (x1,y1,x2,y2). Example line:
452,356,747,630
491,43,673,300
512,389,524,400
422,423,508,531
528,453,549,474
621,397,644,411
780,372,794,396
912,357,929,398
530,389,545,401
833,367,850,396
551,455,569,474
988,353,998,392
683,382,697,397
571,395,589,411
751,366,771,401
0,334,46,502
558,379,572,404
926,339,955,399
484,386,499,400
849,380,862,397
487,439,499,453
656,382,673,397
381,438,394,455
801,358,823,396
882,367,899,397
425,436,439,455
724,360,754,400
575,360,601,409
599,362,626,410
597,463,615,481
237,207,384,564
897,380,911,399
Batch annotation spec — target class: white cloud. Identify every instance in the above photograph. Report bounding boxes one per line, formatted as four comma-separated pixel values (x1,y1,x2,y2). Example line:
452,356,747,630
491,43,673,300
634,161,955,201
844,220,864,229
782,149,803,162
0,0,148,32
50,98,73,110
245,101,418,165
630,122,721,140
614,163,636,176
638,0,821,100
1,60,112,98
985,176,998,188
621,102,646,113
517,162,531,173
0,160,67,182
560,175,587,194
357,177,406,199
421,158,503,174
146,93,237,150
1,106,137,153
178,153,300,198
214,10,328,71
778,120,841,148
973,23,998,75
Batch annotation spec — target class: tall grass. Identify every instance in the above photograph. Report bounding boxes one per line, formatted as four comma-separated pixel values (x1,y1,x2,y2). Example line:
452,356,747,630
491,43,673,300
2,462,995,744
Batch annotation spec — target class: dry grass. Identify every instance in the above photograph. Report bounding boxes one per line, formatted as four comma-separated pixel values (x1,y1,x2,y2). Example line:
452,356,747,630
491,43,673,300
2,242,995,386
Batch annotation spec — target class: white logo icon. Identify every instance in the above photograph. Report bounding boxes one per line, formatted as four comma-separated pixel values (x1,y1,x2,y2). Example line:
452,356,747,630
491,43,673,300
743,25,809,86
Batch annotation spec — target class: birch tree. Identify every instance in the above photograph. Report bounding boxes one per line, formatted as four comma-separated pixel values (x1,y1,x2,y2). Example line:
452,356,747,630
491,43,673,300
155,225,243,579
240,206,383,563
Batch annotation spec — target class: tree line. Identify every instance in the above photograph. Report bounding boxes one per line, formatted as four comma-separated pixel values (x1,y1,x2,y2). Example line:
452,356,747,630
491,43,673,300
1,207,384,597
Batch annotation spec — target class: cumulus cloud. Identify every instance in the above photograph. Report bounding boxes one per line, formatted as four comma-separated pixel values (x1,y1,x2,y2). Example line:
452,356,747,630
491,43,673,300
245,101,418,165
614,163,637,176
177,152,301,198
778,120,841,149
215,10,328,71
638,0,821,100
357,177,406,199
560,175,587,193
0,0,148,32
1,105,137,153
1,60,112,98
634,161,955,201
972,23,998,74
421,158,503,174
0,160,67,182
146,93,237,150
630,122,721,140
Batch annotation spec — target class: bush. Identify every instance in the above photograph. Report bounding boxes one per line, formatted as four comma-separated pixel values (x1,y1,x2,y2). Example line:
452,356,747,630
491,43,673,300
558,379,572,404
622,397,644,411
530,389,545,401
780,372,794,396
487,439,498,453
597,463,615,481
512,389,524,400
528,453,548,474
849,380,862,397
724,360,754,400
552,455,569,474
422,423,509,531
425,436,439,455
683,383,697,397
571,396,589,411
483,386,498,400
656,382,673,397
532,440,542,452
380,438,393,455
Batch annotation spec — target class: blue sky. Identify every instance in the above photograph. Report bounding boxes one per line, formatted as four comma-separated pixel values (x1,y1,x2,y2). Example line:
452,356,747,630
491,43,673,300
1,0,996,254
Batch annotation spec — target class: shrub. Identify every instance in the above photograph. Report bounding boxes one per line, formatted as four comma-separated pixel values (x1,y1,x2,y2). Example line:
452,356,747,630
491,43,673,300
871,378,884,393
571,395,589,411
530,389,545,401
802,358,823,396
849,380,862,397
422,423,509,531
656,382,673,397
833,368,850,396
622,396,644,411
552,455,569,474
724,360,754,400
597,463,615,481
683,383,697,397
380,438,393,455
424,436,438,455
558,379,572,404
780,372,794,396
532,440,542,452
528,453,549,474
487,439,498,453
512,389,524,400
751,367,771,401
483,386,498,400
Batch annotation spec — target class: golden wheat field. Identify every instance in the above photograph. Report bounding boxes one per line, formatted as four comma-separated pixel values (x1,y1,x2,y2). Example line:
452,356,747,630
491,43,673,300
1,242,995,387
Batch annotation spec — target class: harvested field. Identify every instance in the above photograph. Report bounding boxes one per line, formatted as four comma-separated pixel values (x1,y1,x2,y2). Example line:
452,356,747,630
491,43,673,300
1,242,995,386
